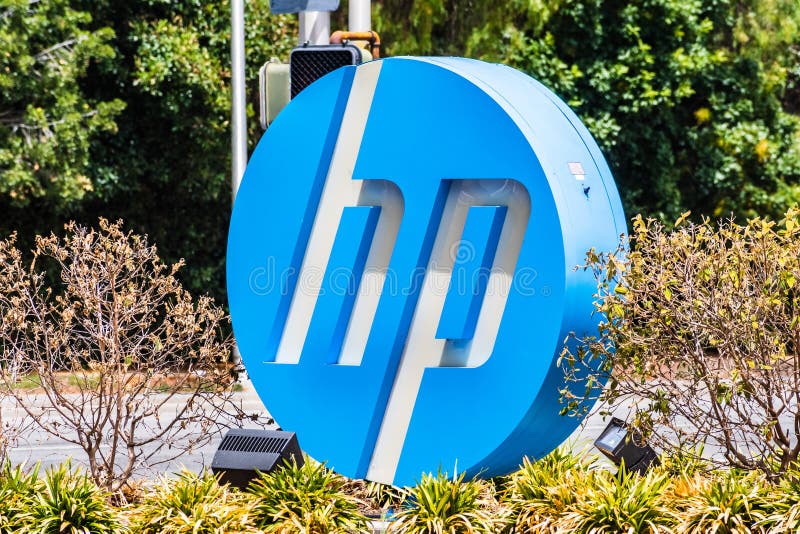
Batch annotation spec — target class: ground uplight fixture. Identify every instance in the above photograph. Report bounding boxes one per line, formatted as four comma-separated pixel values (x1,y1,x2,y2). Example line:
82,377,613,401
594,417,660,474
211,429,303,489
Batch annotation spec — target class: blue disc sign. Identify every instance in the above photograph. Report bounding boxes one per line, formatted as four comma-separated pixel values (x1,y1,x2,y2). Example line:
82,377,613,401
227,57,626,486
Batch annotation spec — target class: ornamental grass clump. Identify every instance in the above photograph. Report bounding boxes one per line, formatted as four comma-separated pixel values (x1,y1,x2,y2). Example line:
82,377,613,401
656,447,708,479
675,469,769,534
501,446,595,533
761,464,800,532
130,470,251,534
247,458,369,533
557,467,673,533
0,462,41,533
23,463,120,534
387,470,505,534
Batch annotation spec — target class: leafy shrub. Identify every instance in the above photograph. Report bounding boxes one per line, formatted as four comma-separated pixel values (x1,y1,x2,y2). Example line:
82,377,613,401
387,470,505,534
247,459,369,533
502,447,594,532
130,470,250,534
676,470,769,533
557,467,673,533
561,209,800,479
23,463,120,534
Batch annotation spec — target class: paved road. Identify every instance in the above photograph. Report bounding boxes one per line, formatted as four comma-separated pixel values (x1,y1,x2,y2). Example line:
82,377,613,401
6,379,618,479
5,380,276,478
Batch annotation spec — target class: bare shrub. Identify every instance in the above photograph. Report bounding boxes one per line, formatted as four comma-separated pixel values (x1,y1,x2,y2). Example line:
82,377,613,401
561,209,800,479
0,219,256,492
0,239,35,462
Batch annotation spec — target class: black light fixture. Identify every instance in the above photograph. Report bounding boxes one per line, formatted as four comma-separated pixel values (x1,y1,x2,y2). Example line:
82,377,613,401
211,429,303,489
594,418,659,474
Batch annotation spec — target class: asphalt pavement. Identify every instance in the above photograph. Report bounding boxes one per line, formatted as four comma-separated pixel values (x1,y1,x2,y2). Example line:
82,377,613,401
5,379,617,479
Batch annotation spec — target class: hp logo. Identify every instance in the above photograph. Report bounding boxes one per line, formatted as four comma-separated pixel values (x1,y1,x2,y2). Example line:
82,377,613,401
228,57,625,486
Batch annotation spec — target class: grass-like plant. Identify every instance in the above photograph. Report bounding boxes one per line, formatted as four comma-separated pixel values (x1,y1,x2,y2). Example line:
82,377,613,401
363,480,406,511
130,470,250,534
675,469,769,533
387,470,505,533
557,466,673,533
759,464,800,532
758,475,799,532
247,458,369,533
0,462,41,533
501,446,595,533
656,446,708,478
23,463,120,534
340,478,406,518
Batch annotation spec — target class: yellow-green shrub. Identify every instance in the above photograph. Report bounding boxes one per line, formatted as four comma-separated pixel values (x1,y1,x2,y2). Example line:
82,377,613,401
675,470,770,533
556,467,673,534
130,470,251,534
247,459,369,533
501,446,595,533
387,470,505,533
561,208,800,480
23,463,120,534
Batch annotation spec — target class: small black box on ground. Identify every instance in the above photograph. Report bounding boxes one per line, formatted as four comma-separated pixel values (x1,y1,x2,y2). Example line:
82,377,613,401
211,429,303,489
594,417,660,472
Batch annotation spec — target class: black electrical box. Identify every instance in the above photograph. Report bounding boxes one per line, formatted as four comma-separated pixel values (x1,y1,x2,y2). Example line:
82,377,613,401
211,429,303,489
290,44,362,98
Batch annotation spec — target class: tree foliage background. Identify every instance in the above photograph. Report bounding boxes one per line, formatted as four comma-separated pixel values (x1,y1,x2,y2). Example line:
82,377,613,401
1,0,799,304
0,0,296,303
376,0,800,221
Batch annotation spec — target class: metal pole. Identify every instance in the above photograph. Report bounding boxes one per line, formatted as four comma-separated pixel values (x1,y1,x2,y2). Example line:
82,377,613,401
298,11,331,45
349,0,371,32
230,0,247,366
231,0,247,203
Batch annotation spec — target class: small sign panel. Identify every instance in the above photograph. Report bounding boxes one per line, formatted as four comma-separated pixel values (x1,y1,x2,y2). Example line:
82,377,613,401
269,0,339,14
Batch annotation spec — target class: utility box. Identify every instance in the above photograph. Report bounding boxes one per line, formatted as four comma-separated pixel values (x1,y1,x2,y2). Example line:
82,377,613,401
260,44,374,129
289,43,363,98
259,60,290,129
211,429,303,489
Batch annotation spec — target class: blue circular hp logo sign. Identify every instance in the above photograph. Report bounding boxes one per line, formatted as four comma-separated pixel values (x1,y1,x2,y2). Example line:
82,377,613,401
227,57,625,486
